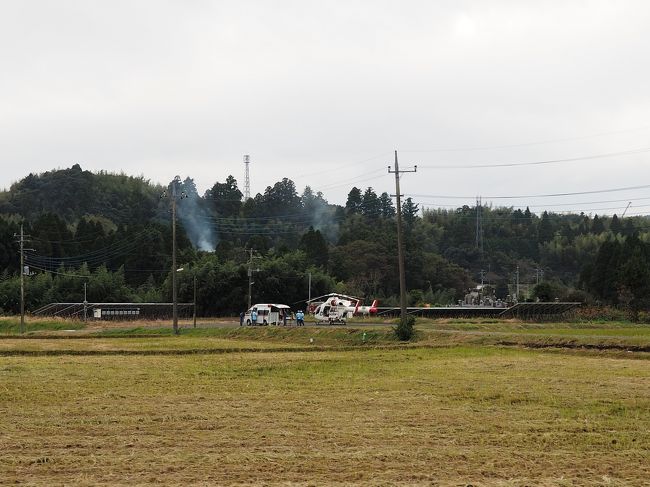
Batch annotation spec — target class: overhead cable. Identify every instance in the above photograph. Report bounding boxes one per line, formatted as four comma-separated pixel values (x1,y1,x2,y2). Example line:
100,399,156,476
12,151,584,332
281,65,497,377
418,147,650,169
401,125,650,152
407,183,650,200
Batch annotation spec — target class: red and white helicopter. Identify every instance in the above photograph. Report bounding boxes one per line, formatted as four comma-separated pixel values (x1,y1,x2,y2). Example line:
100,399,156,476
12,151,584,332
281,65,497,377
307,293,379,324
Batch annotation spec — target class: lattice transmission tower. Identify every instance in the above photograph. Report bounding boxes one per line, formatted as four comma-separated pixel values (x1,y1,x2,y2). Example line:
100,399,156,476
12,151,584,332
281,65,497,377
243,154,251,200
475,196,483,254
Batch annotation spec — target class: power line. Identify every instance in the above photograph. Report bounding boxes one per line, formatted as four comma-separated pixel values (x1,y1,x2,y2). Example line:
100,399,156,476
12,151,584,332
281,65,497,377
423,204,650,217
25,263,90,279
26,232,156,268
315,170,386,191
417,196,650,209
422,209,650,222
29,227,154,246
29,229,116,244
294,152,392,179
417,147,650,169
26,262,172,276
197,212,344,223
407,183,650,200
400,125,650,153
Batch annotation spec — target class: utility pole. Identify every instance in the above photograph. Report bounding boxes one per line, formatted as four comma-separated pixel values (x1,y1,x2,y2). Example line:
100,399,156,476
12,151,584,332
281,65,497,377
246,248,260,309
535,267,544,285
516,265,520,301
162,176,187,335
83,282,88,322
308,272,312,303
15,224,29,334
20,224,25,334
14,224,34,334
172,180,179,334
622,201,631,218
193,273,197,328
388,150,417,323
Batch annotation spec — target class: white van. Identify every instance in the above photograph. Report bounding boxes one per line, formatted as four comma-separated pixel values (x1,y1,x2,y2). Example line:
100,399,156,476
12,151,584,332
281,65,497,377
244,303,291,326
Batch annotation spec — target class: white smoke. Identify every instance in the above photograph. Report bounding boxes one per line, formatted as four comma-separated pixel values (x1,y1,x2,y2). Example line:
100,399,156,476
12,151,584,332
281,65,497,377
177,194,217,252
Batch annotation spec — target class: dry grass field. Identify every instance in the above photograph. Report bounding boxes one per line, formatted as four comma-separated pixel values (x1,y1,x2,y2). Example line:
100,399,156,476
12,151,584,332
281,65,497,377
1,319,649,485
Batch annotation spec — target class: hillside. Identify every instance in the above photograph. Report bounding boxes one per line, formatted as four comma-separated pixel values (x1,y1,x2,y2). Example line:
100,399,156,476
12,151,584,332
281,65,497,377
1,165,650,317
0,164,164,225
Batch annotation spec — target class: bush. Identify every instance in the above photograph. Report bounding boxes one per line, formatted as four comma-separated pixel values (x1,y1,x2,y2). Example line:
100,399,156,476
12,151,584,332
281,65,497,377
564,288,592,304
394,315,416,341
532,281,566,302
573,306,629,322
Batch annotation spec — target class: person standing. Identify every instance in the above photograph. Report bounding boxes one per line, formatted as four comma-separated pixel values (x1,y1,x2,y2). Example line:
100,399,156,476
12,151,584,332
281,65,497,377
251,309,258,326
296,310,304,326
239,311,244,326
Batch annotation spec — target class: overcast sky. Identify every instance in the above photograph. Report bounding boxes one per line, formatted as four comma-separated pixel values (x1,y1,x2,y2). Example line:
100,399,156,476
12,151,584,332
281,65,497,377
1,0,649,216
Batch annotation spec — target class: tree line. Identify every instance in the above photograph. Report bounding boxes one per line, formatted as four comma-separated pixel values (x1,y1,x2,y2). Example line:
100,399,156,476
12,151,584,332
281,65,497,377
1,165,649,318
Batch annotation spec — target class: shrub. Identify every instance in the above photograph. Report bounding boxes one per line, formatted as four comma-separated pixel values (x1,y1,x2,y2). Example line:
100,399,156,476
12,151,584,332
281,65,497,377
394,315,416,341
573,306,629,322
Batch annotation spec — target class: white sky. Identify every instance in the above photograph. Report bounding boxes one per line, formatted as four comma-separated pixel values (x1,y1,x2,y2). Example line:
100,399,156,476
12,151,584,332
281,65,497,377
1,0,649,216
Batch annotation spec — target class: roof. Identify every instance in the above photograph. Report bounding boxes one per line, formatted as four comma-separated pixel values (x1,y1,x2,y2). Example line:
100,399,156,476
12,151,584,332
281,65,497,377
252,303,291,309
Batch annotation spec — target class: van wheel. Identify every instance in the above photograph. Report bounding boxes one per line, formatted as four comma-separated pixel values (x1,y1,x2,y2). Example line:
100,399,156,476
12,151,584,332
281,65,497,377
246,320,251,326
263,320,268,326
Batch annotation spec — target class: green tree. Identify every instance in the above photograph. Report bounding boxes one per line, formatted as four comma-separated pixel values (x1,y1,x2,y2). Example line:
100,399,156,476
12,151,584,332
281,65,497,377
619,237,650,321
361,188,381,219
299,227,329,268
205,175,243,218
532,281,565,301
538,211,554,243
345,187,362,214
402,197,419,228
591,214,605,234
379,192,396,218
610,214,622,234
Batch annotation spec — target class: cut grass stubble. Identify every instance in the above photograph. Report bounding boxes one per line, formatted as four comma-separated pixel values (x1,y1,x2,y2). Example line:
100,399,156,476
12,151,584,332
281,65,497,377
1,346,649,486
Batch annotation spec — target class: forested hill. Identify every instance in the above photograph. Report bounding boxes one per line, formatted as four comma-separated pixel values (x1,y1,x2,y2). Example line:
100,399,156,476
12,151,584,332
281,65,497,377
1,165,650,316
0,164,164,225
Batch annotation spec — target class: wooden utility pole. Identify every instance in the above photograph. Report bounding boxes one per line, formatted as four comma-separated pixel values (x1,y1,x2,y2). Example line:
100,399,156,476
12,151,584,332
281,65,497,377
246,248,259,310
172,180,178,335
193,274,197,328
163,175,186,335
19,224,25,334
516,265,520,301
83,282,88,322
388,150,417,323
14,224,34,334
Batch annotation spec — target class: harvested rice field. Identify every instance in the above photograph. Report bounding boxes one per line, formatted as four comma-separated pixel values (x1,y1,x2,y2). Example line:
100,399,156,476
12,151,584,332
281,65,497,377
1,326,649,486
